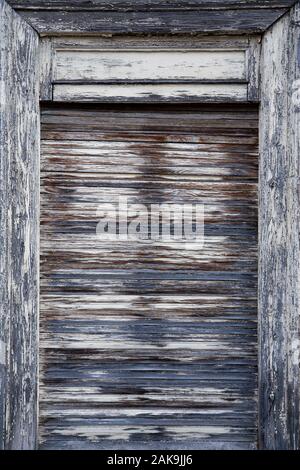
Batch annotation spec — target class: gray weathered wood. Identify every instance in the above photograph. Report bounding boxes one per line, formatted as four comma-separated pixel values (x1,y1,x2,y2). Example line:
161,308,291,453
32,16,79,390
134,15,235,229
246,37,261,101
0,0,299,452
52,82,248,103
51,35,252,50
0,0,39,450
40,36,260,103
10,8,291,35
259,0,300,450
40,104,258,450
39,37,54,101
7,0,298,11
54,49,247,82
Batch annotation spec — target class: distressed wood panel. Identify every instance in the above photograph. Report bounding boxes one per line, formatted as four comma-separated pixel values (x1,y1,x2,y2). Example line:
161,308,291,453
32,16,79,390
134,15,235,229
0,0,39,450
54,50,246,82
13,9,289,35
259,0,300,450
40,104,258,450
7,1,299,11
6,1,296,35
53,83,248,103
40,36,260,103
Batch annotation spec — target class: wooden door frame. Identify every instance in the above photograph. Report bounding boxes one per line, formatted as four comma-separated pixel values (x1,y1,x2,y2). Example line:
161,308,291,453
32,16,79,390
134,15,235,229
1,0,300,450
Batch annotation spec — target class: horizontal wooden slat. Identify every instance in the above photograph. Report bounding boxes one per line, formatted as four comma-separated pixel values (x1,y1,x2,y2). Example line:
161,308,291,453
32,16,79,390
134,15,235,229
54,50,246,82
8,1,295,35
8,1,298,11
41,105,259,126
40,104,258,450
53,83,248,103
51,35,252,50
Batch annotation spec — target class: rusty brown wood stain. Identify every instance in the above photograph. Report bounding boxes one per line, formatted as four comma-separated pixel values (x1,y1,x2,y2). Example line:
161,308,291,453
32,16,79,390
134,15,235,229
39,104,258,450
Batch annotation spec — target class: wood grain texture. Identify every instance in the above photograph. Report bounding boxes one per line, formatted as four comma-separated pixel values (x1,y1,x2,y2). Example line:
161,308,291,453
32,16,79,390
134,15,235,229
54,50,246,82
13,8,289,35
0,0,39,450
7,1,299,11
40,104,258,450
39,37,54,101
40,35,260,104
246,37,261,101
53,83,249,103
50,35,252,49
259,0,300,450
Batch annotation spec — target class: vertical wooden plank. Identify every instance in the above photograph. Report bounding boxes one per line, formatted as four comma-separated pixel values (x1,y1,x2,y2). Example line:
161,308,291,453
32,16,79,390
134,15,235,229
259,1,300,450
0,0,39,450
39,37,54,101
246,36,261,102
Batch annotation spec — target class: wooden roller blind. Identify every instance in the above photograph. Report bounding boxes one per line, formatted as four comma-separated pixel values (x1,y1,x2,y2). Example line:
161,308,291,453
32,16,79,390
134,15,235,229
40,104,258,450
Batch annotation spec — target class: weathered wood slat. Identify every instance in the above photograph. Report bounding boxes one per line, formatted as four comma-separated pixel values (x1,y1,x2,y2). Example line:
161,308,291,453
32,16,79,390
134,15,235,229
0,0,39,450
37,439,255,450
54,50,246,82
53,83,249,103
16,8,288,35
246,37,261,101
259,0,300,450
42,280,256,298
7,1,298,11
39,38,54,101
41,105,259,125
42,132,258,145
40,104,258,450
51,35,252,50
